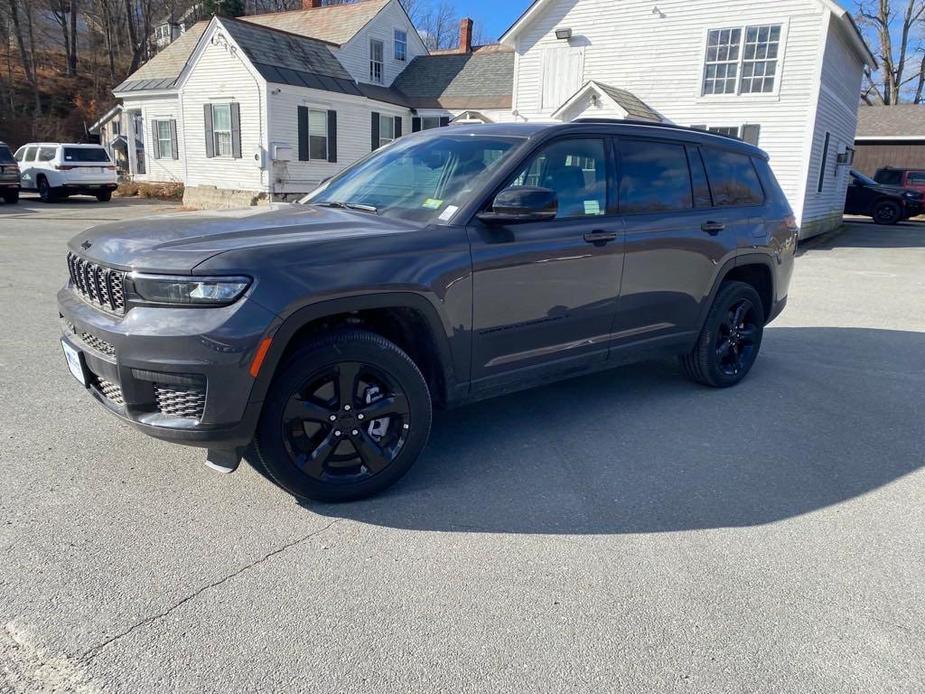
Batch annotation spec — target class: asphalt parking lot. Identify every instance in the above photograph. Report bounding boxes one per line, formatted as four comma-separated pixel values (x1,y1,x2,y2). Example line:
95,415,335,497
1,197,923,692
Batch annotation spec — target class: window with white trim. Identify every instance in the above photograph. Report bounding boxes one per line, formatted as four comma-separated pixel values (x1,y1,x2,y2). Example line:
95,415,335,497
211,103,233,157
421,116,441,130
379,114,395,148
394,30,407,61
370,38,384,83
702,24,782,96
155,120,173,159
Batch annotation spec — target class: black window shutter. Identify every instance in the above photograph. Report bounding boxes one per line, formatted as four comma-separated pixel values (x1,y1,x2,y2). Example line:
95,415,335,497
230,102,242,159
151,120,161,159
297,106,309,161
741,124,761,146
169,119,179,159
439,116,450,127
371,111,380,150
411,117,421,132
327,110,337,162
394,116,402,138
203,104,214,158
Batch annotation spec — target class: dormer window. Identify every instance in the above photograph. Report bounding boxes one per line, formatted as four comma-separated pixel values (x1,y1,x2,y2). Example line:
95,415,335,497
370,38,384,83
394,30,407,61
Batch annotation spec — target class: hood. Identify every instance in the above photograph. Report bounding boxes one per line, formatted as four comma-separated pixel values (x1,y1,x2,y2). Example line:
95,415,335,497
68,203,418,273
872,183,922,198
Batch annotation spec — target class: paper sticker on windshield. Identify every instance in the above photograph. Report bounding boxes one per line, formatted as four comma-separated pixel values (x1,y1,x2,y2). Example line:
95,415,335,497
422,198,443,209
584,200,601,215
438,205,458,221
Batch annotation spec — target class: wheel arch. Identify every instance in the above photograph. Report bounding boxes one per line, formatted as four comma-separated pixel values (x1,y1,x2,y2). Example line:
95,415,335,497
249,292,462,410
699,254,776,329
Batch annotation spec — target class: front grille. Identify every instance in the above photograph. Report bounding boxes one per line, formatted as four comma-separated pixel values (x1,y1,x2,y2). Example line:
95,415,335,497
155,383,206,420
96,377,125,407
67,252,125,314
80,332,115,357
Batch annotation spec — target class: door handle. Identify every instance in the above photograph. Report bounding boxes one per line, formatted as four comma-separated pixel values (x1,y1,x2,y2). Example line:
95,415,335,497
701,221,726,235
583,230,619,246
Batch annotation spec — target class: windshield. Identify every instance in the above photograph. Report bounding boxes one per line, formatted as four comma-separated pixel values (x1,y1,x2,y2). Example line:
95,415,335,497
851,170,878,186
301,133,524,223
63,147,110,163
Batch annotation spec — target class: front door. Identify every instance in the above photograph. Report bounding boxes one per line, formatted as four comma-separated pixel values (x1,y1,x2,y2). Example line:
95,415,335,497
467,136,624,392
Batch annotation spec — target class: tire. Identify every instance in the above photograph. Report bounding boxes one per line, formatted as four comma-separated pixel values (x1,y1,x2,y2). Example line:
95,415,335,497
2,190,17,204
37,177,57,203
872,200,901,225
96,191,112,202
253,329,432,502
680,281,765,388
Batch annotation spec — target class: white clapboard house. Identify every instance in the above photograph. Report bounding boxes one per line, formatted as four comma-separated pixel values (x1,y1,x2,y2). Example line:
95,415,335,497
499,0,875,237
103,0,514,206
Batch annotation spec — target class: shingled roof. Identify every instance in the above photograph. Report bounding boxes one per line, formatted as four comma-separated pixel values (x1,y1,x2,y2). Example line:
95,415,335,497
240,0,391,46
856,104,925,139
594,83,661,122
114,22,208,92
391,47,514,109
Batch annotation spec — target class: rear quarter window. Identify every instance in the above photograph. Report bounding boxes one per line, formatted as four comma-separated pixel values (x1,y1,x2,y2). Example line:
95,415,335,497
701,147,765,206
63,147,110,163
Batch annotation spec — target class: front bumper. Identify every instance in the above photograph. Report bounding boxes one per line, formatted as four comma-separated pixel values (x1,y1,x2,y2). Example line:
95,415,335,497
903,200,923,217
57,286,277,449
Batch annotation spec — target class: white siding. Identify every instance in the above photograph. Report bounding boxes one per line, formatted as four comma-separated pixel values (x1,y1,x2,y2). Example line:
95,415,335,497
268,86,408,194
510,0,854,232
179,30,268,192
122,95,185,183
800,14,865,235
334,0,427,86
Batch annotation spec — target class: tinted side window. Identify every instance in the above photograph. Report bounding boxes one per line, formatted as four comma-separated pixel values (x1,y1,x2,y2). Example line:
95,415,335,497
618,139,692,213
509,138,607,218
687,147,712,208
907,171,925,185
701,148,764,206
874,169,902,185
38,147,56,162
24,147,37,162
64,147,110,162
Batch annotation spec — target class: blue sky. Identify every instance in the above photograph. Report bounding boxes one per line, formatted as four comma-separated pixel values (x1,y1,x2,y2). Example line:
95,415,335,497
463,0,865,44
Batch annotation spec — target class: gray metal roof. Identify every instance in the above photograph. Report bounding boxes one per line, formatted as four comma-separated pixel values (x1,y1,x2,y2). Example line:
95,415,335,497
856,104,925,139
221,18,362,96
594,83,662,122
113,22,208,92
392,48,514,109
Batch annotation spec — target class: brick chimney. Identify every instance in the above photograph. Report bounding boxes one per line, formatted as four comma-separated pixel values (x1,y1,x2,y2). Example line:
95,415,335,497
458,17,473,53
302,0,323,8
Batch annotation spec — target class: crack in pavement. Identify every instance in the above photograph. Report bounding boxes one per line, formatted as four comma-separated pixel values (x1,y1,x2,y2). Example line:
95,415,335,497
79,518,343,662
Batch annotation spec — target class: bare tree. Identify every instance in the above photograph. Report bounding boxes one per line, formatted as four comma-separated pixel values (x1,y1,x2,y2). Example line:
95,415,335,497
7,0,41,125
416,0,455,50
857,0,925,104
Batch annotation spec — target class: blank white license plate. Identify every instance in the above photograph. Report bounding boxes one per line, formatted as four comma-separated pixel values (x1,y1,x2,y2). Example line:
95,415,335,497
61,340,85,385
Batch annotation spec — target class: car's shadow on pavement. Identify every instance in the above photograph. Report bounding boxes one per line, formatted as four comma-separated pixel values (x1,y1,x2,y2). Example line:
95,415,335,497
298,327,924,534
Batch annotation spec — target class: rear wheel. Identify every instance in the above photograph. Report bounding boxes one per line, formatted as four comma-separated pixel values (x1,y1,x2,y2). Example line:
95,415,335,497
253,329,432,502
96,191,112,202
2,190,17,204
872,200,901,225
37,177,56,203
680,281,765,388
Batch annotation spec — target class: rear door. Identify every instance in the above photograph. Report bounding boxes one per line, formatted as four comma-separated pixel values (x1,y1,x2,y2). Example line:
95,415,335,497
467,135,625,390
611,138,740,350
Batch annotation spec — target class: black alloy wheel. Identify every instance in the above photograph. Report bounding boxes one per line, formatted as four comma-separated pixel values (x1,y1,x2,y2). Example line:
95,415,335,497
873,200,901,225
254,329,432,502
281,360,411,484
714,299,761,378
680,281,765,388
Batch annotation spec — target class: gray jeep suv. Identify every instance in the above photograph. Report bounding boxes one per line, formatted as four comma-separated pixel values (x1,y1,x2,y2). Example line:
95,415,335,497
58,121,797,501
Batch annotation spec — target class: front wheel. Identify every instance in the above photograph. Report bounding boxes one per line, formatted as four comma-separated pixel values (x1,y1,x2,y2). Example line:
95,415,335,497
253,329,432,502
680,281,765,388
872,200,901,225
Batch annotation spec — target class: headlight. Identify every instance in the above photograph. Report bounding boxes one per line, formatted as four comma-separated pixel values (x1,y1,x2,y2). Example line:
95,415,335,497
129,274,251,306
902,191,921,200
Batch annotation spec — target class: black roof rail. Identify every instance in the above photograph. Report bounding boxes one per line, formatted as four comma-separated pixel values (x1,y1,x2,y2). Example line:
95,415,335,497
569,118,746,143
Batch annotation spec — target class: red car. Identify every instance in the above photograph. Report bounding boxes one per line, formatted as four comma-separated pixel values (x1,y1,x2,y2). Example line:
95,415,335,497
874,167,925,195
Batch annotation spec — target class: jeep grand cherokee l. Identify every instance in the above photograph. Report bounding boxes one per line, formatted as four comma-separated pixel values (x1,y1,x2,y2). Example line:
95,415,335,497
59,121,797,502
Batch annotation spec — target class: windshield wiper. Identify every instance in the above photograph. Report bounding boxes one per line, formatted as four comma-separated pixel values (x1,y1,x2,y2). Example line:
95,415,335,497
313,201,379,215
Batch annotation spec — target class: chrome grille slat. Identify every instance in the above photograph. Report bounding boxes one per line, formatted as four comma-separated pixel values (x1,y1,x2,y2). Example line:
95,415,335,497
95,377,125,407
155,383,206,421
66,252,125,314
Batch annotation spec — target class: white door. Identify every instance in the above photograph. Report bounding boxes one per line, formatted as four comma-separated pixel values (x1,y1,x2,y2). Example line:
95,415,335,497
541,47,584,111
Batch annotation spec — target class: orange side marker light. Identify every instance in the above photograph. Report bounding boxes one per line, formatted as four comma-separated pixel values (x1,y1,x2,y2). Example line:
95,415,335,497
249,337,273,378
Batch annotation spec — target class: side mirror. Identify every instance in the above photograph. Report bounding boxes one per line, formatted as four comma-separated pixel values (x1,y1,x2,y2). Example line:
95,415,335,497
477,186,557,224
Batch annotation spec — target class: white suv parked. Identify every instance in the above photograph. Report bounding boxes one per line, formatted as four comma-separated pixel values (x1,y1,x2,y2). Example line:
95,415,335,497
14,143,118,203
